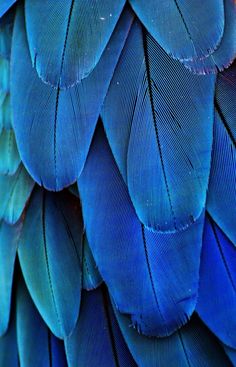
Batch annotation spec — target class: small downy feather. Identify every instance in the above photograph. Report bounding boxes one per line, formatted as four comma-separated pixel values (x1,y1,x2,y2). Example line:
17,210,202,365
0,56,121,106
197,216,236,348
207,110,236,245
17,277,67,367
11,5,133,190
65,287,136,367
129,0,224,61
0,164,34,224
25,0,126,87
183,0,236,74
0,220,22,336
82,236,102,291
18,187,83,339
78,125,203,337
0,129,21,175
102,20,215,232
113,308,231,367
0,314,18,367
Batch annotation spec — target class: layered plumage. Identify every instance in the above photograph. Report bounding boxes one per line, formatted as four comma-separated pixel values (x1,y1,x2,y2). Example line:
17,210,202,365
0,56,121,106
0,0,235,366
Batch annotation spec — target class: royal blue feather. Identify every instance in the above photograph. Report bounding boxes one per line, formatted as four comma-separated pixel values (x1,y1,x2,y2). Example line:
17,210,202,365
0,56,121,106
17,277,51,367
0,315,18,367
78,125,203,337
0,129,20,175
18,188,83,339
25,0,126,88
50,335,67,367
0,165,34,224
65,287,136,367
197,216,236,348
207,111,236,245
129,0,224,61
11,5,133,190
82,236,102,291
0,221,22,336
0,0,17,18
102,20,215,232
183,0,236,74
114,308,231,367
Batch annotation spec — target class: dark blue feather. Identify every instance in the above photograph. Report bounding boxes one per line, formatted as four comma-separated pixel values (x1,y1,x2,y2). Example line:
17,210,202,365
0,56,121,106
223,345,236,366
215,60,236,143
0,10,14,59
102,20,215,232
129,0,224,61
65,287,136,367
50,335,67,367
17,277,51,367
197,216,236,348
11,5,133,190
0,165,34,224
207,111,236,245
82,236,102,291
78,125,203,337
25,0,126,87
0,129,20,175
18,188,83,339
114,308,231,367
183,0,236,74
0,221,22,336
0,314,18,367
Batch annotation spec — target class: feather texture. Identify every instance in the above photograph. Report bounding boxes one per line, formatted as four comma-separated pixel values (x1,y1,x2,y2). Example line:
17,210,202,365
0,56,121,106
18,188,83,339
183,0,236,74
0,221,22,336
11,5,133,190
207,111,236,245
17,277,51,367
82,236,102,291
129,0,224,61
78,125,203,337
0,314,18,367
114,308,231,367
102,20,215,231
197,216,236,348
0,165,34,224
0,129,20,175
65,287,136,367
25,0,126,87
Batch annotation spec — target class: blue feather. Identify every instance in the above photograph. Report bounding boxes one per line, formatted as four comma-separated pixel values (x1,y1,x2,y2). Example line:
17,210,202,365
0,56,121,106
223,345,236,366
207,110,236,245
102,20,215,232
215,60,236,143
197,216,236,348
0,10,14,59
25,0,126,88
0,129,21,175
113,308,231,367
50,335,67,367
65,287,136,367
0,165,34,224
18,188,83,339
0,314,18,367
0,94,11,132
183,0,236,74
78,125,203,337
82,236,102,291
11,5,133,190
0,221,22,336
0,0,17,18
129,0,224,61
17,277,51,367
